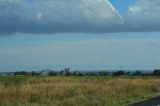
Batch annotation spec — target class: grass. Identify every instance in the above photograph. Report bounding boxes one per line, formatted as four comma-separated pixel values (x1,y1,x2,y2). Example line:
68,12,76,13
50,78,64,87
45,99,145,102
0,76,160,106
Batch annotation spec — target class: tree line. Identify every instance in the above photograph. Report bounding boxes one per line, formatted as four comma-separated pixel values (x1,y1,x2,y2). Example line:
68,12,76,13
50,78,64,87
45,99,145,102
12,68,160,77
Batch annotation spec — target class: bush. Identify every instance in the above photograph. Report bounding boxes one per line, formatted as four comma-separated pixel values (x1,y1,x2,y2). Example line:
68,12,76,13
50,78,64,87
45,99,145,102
48,71,58,76
113,71,126,76
132,71,143,76
31,71,40,76
153,69,160,76
86,72,98,76
14,71,28,76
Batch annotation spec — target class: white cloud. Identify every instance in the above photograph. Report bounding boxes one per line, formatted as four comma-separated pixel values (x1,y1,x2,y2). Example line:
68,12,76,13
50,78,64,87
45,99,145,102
129,0,160,14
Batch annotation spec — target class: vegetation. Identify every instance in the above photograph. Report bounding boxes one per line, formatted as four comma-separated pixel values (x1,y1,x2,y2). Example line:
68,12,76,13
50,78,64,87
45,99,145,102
153,69,160,76
1,69,160,106
5,68,160,77
99,71,109,76
14,71,28,76
0,76,160,106
131,71,143,76
48,71,58,76
113,71,126,76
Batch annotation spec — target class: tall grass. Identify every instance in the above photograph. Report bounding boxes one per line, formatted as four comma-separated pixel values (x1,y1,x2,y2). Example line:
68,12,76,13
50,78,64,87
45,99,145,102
0,76,160,106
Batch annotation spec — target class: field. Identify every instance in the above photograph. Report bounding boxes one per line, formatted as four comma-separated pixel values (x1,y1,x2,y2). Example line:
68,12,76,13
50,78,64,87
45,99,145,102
0,76,160,106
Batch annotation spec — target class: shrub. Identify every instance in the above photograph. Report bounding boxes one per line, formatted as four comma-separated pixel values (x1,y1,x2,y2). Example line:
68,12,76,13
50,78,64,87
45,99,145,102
31,71,40,76
131,71,143,76
113,71,126,76
14,71,28,76
48,71,58,76
153,69,160,76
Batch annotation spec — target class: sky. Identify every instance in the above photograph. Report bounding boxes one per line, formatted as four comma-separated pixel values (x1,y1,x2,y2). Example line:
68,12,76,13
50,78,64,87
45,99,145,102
0,0,160,72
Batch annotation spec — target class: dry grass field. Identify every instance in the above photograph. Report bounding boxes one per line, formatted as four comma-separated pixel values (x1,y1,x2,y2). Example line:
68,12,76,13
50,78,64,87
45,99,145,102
0,76,160,106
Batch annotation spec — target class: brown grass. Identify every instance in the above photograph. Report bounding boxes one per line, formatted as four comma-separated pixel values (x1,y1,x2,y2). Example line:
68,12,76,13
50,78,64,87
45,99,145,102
0,76,160,106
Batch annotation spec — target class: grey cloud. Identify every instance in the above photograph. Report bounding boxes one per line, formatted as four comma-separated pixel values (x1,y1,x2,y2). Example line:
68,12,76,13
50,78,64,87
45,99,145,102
125,0,160,32
0,0,123,34
1,0,160,34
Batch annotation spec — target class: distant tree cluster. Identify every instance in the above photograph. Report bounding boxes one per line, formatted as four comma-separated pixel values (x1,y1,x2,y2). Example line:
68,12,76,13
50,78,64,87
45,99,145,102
14,71,40,76
14,71,28,76
113,71,126,76
10,68,160,77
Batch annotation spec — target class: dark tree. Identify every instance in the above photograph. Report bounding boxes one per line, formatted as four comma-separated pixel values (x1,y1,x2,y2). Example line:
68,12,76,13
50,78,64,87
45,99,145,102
77,72,84,76
59,70,64,76
153,69,160,76
113,71,125,76
48,71,58,76
64,68,71,76
132,71,143,76
14,71,28,76
86,72,98,76
126,72,130,76
31,71,40,76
